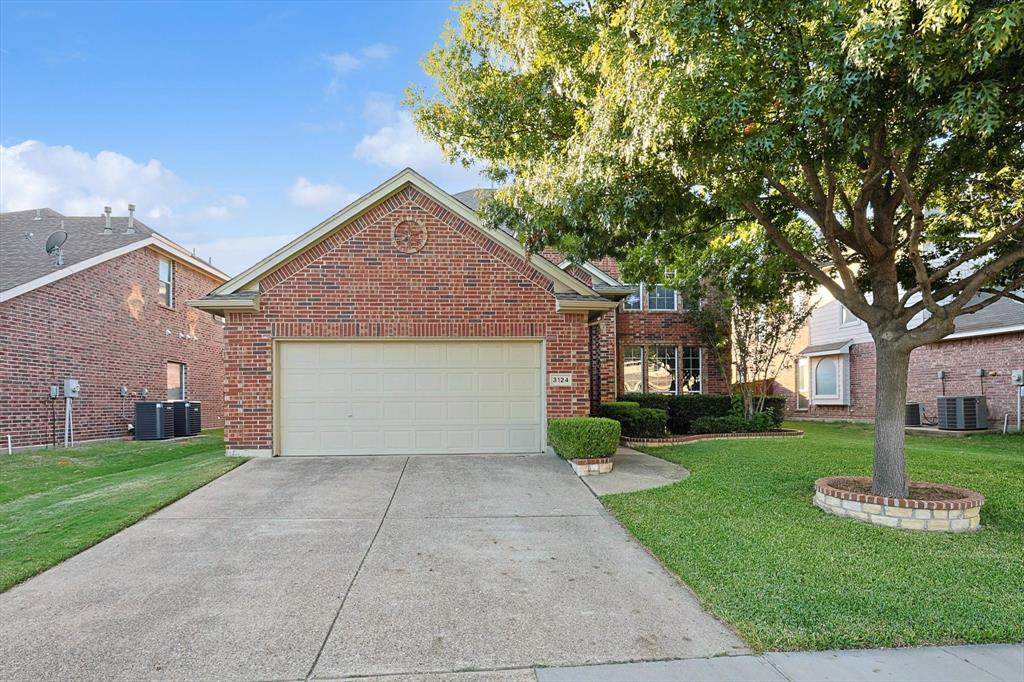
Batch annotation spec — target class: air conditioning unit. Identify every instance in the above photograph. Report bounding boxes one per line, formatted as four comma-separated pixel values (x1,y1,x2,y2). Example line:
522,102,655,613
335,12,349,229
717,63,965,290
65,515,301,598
937,396,988,431
170,400,202,437
134,401,174,440
905,402,924,427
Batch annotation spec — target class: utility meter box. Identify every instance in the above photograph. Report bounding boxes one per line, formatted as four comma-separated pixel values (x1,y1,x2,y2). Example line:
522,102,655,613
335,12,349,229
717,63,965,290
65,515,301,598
1012,369,1024,386
63,378,81,398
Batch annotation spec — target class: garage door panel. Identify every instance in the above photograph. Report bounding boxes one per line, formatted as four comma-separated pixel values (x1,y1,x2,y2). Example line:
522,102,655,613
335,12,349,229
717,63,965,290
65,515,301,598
278,340,543,455
476,372,508,394
313,400,350,422
507,343,540,367
445,373,476,393
383,401,415,421
319,343,352,367
381,374,413,392
281,429,320,454
509,372,539,393
318,371,352,396
510,428,541,450
477,401,506,421
281,370,317,396
281,400,319,427
509,400,538,420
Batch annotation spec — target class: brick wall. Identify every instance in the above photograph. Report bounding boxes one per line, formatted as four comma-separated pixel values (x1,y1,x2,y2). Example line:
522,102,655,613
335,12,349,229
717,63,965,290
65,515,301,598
223,185,592,452
0,247,225,447
786,332,1023,423
615,307,730,395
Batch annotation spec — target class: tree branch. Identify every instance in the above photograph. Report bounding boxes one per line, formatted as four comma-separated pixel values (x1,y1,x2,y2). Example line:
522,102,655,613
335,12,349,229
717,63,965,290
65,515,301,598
742,199,876,323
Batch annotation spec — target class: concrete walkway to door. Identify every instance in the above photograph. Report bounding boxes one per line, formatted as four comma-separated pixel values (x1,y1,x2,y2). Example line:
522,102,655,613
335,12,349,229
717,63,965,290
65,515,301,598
0,452,746,681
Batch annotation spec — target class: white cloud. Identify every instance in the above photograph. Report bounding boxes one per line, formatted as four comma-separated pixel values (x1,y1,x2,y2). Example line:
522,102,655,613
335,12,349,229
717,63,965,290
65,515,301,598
352,101,487,190
361,43,393,60
0,139,186,216
322,43,394,74
288,176,358,209
188,233,298,277
323,52,362,73
201,194,249,220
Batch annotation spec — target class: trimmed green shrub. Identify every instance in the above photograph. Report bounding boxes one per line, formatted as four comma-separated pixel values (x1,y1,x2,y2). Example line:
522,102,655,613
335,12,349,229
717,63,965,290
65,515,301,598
632,408,669,438
621,393,733,434
547,417,620,459
598,401,668,438
691,411,774,434
671,394,733,433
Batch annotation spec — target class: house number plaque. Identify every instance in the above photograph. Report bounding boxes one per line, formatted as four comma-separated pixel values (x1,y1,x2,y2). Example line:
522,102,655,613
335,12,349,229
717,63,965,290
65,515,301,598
549,373,573,386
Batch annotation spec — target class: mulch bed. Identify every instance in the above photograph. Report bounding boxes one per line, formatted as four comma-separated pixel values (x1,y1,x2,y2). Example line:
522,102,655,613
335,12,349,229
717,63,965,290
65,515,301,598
829,477,961,501
622,428,803,448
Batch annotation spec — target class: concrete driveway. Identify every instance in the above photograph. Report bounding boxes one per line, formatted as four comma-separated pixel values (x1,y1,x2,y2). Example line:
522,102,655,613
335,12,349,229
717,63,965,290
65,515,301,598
0,453,746,681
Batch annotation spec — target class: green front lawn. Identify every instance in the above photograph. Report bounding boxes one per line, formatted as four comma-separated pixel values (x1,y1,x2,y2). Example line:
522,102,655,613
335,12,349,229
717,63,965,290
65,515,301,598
0,431,243,592
603,421,1024,652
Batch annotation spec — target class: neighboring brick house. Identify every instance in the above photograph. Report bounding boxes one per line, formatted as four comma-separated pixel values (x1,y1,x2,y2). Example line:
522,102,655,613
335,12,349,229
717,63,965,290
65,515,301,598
194,168,722,457
775,289,1024,425
1,207,228,448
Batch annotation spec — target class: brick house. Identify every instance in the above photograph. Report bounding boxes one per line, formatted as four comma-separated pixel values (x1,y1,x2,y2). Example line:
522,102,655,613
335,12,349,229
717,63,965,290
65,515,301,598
775,289,1024,425
1,207,228,448
193,169,723,457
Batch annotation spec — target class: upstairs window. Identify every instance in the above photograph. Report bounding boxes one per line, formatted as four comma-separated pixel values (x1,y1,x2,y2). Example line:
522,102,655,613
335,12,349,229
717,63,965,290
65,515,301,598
647,284,677,311
159,258,174,307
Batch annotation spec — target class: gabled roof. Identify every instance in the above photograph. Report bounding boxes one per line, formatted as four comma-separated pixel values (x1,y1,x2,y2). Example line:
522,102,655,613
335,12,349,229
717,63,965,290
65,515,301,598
0,207,227,302
198,169,605,311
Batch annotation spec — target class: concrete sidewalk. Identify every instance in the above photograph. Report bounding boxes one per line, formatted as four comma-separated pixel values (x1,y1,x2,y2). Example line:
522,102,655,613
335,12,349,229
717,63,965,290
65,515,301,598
536,643,1024,682
580,447,688,496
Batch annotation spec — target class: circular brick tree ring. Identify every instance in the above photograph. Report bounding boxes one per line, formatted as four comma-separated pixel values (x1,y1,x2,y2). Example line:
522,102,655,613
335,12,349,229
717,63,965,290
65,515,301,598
813,476,984,532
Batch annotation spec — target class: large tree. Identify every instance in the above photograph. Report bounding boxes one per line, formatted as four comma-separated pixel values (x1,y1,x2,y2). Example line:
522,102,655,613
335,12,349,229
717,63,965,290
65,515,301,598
409,0,1024,497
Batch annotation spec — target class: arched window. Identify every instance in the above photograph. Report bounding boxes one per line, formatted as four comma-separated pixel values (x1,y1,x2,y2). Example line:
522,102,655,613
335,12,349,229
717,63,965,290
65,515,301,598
815,358,838,397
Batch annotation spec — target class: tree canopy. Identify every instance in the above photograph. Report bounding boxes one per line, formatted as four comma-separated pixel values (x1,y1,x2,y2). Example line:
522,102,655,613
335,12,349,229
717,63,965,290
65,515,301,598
409,0,1024,496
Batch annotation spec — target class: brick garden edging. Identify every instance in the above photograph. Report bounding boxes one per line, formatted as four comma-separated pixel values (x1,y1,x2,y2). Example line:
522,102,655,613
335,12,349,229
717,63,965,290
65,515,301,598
813,476,984,532
569,457,614,476
621,429,803,448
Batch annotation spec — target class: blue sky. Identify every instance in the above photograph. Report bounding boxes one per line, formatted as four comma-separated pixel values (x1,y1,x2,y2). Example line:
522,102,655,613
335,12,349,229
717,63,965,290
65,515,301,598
0,0,486,274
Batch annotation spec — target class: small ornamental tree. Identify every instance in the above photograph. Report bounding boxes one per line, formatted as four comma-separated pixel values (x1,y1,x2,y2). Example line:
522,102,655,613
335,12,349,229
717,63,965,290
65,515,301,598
409,0,1024,497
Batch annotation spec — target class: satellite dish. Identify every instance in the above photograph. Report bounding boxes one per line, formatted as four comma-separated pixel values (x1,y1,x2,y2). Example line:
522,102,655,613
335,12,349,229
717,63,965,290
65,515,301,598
45,231,68,255
45,230,68,267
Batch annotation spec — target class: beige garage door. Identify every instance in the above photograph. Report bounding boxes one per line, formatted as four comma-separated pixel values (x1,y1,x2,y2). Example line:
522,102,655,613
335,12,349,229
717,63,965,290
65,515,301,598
277,340,544,455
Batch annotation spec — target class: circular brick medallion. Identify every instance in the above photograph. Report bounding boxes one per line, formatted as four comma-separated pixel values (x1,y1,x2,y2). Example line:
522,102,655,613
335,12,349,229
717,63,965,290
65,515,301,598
392,219,427,254
813,475,984,532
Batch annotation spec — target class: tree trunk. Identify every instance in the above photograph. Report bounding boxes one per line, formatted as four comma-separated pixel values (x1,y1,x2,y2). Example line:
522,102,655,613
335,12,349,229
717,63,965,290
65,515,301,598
872,340,912,497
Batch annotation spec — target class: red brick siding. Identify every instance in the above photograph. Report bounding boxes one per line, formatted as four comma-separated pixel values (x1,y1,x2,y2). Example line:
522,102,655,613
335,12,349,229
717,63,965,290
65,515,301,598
598,309,618,402
222,185,592,452
0,247,225,447
786,332,1023,422
615,308,729,395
